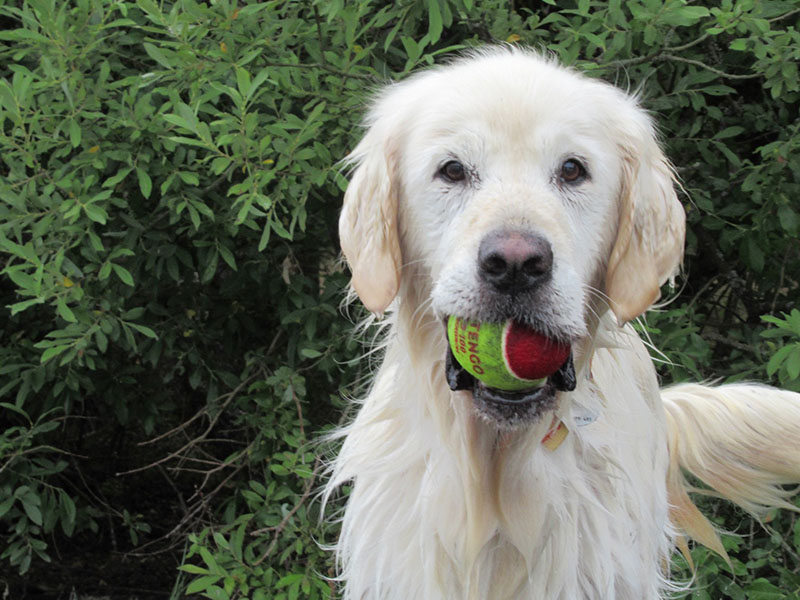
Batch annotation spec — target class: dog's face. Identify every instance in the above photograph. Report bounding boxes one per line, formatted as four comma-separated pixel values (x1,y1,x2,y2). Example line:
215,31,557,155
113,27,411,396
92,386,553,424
340,50,685,427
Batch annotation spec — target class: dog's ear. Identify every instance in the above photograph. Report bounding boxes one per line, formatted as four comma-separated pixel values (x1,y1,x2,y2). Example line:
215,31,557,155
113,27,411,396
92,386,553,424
605,121,685,325
339,124,403,314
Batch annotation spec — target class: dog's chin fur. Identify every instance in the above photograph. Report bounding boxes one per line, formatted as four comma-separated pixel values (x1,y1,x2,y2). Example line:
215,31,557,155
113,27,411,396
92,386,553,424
470,384,558,430
326,48,800,600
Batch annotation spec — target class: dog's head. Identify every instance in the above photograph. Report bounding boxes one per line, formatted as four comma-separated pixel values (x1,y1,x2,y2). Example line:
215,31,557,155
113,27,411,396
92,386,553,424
340,49,685,426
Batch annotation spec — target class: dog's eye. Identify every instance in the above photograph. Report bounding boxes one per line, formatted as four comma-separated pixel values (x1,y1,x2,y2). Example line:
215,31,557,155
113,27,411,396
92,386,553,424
439,160,467,183
560,159,587,184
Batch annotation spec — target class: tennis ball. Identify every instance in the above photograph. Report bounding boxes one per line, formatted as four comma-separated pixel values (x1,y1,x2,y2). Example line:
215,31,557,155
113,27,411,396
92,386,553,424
447,316,571,391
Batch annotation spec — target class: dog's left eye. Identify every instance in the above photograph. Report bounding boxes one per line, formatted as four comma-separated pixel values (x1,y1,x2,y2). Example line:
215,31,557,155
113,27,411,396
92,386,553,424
560,159,587,184
439,160,467,183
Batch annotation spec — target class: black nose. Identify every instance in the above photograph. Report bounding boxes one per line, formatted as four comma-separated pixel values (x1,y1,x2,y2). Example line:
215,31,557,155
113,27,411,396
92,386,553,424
478,230,553,293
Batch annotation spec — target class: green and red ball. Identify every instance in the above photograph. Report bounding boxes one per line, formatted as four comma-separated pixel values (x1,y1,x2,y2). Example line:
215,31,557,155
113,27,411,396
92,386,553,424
447,316,571,391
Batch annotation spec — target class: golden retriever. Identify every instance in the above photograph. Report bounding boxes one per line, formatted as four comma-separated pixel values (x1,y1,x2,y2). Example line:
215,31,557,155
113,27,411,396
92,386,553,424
325,48,800,599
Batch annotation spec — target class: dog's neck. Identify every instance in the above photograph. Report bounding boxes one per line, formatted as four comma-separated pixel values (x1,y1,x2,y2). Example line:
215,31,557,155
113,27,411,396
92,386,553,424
328,296,670,599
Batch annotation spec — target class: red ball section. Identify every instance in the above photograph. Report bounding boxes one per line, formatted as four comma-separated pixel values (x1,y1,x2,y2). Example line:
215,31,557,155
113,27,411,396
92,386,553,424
503,321,571,380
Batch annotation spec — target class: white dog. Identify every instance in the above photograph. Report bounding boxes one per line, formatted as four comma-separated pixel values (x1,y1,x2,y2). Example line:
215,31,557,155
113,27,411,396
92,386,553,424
325,48,800,599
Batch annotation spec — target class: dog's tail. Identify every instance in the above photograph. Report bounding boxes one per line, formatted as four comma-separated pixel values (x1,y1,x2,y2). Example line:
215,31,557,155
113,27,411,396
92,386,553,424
662,382,800,565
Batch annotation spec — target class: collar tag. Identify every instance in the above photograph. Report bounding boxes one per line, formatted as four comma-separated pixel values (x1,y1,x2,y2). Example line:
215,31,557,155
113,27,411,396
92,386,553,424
573,406,598,427
541,418,569,451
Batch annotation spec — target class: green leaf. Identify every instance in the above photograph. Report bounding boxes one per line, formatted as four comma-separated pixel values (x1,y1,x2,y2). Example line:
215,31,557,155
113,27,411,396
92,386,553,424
231,522,245,562
786,348,800,381
83,203,108,225
0,496,15,520
128,323,158,339
178,564,211,575
203,585,229,600
211,156,232,175
164,115,195,133
98,261,112,280
714,126,745,140
777,205,798,235
212,531,229,550
178,171,199,186
249,68,272,100
41,345,70,364
87,230,105,252
730,38,747,51
69,119,81,148
95,329,108,353
427,0,443,44
112,264,135,286
6,267,36,290
166,135,208,148
217,244,237,270
270,463,289,476
661,5,710,26
0,232,37,262
744,237,764,272
235,67,251,101
201,250,218,283
257,223,271,252
56,299,77,323
744,578,784,600
701,85,736,96
9,298,45,315
136,167,152,199
21,495,42,525
124,307,146,320
198,546,223,575
767,345,794,377
713,141,741,167
271,216,292,240
295,465,314,479
0,402,30,419
185,575,222,595
143,42,173,69
276,573,305,589
103,167,133,188
0,80,19,123
59,491,76,536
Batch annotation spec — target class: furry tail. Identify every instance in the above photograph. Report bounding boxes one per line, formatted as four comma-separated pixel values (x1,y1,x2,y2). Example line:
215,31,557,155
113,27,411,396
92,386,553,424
662,383,800,564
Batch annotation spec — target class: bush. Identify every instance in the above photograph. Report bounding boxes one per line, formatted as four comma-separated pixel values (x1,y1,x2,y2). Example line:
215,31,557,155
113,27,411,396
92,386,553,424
0,0,797,598
0,0,361,591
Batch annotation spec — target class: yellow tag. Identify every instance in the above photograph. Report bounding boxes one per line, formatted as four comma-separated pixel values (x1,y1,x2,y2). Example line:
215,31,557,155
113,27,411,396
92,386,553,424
541,420,568,451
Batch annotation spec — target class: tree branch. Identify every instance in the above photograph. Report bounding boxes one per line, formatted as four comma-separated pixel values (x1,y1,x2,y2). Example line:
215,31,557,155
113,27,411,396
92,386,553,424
658,54,762,80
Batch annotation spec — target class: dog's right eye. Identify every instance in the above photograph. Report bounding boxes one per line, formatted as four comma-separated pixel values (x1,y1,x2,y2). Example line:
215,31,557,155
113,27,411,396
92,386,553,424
559,159,587,185
439,160,467,183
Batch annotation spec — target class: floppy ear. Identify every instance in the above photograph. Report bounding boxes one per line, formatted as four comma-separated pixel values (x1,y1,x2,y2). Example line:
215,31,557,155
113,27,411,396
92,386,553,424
605,126,686,325
339,127,403,314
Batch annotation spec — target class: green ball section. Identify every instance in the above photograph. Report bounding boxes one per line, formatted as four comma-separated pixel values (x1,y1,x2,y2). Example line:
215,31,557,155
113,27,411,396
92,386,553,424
447,316,546,391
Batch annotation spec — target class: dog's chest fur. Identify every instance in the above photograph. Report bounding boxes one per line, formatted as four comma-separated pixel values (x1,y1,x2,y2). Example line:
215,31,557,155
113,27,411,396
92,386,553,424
328,317,672,600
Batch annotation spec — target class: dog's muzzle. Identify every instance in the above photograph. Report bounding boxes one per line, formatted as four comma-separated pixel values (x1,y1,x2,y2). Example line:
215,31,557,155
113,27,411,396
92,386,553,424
442,229,578,425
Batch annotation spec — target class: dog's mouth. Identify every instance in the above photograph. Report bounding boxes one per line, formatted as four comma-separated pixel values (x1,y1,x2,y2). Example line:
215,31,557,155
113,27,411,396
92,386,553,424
444,319,576,426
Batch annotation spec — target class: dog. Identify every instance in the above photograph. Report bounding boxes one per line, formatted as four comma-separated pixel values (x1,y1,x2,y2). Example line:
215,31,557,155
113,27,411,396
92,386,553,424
324,48,800,599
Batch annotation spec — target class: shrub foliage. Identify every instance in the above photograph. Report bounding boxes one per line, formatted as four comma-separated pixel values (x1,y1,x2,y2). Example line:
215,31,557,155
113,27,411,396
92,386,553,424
0,0,797,598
